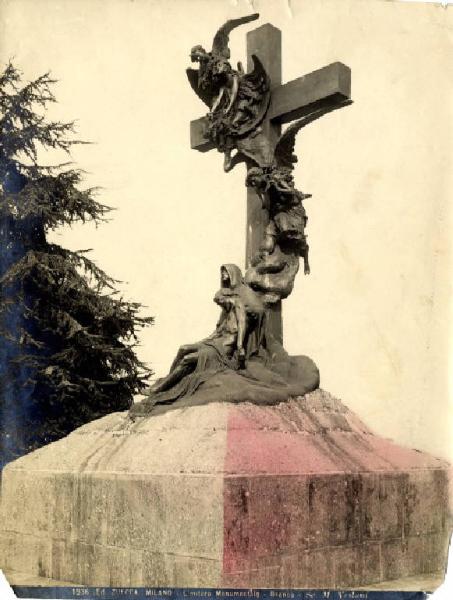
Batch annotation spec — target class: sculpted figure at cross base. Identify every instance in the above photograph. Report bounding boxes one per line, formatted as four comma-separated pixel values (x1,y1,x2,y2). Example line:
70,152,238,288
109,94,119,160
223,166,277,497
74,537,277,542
152,264,265,393
130,265,319,415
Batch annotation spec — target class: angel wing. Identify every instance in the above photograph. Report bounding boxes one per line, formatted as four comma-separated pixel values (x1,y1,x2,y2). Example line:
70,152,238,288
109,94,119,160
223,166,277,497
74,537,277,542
244,54,269,91
186,68,214,107
231,55,271,137
274,100,353,169
212,13,259,59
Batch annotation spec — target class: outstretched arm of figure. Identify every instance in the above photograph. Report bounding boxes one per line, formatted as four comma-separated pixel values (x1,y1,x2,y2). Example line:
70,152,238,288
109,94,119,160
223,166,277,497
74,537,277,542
210,86,225,114
224,74,239,115
152,353,197,394
169,343,200,372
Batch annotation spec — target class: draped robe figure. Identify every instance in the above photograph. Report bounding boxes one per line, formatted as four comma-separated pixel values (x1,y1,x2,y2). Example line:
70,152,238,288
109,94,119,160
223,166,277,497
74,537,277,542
130,265,319,416
136,265,266,407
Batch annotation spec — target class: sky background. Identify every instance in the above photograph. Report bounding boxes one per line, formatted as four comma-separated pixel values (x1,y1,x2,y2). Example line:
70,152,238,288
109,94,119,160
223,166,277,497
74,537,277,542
0,0,452,462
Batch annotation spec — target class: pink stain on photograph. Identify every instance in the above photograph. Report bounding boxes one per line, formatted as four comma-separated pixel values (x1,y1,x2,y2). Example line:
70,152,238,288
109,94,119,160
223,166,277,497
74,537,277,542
221,393,451,588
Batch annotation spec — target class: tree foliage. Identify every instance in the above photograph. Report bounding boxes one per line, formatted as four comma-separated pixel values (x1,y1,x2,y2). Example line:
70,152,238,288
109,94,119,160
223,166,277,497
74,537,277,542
0,63,153,465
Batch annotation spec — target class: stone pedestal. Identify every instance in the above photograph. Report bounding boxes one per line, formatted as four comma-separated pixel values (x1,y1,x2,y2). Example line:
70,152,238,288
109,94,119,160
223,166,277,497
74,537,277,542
0,389,450,588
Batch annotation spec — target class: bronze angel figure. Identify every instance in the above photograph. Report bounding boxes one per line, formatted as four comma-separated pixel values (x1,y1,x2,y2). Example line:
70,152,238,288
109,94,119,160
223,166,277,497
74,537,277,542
244,102,352,303
186,13,271,170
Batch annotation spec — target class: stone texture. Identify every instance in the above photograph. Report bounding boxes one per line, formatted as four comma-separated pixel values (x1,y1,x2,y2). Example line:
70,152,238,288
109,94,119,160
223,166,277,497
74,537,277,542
0,404,229,586
0,389,450,588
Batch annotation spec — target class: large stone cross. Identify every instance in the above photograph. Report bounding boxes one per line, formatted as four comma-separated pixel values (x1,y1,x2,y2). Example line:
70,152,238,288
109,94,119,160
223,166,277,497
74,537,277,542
190,24,351,342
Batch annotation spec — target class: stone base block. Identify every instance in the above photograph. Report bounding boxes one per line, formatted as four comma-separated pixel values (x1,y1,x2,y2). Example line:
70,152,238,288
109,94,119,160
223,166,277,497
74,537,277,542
0,390,450,588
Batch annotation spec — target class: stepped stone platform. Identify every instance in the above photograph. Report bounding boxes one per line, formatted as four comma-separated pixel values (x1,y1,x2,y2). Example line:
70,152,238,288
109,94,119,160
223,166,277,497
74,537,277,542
0,389,450,588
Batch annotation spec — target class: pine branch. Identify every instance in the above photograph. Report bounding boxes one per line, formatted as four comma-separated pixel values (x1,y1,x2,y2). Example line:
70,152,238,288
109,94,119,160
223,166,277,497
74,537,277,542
0,61,153,464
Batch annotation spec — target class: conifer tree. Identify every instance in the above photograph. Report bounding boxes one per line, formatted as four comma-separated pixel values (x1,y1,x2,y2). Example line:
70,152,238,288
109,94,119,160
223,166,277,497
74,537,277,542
0,63,152,465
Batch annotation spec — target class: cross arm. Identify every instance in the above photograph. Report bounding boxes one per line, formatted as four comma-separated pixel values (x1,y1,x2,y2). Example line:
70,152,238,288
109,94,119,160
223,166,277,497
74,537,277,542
190,61,351,152
268,61,351,124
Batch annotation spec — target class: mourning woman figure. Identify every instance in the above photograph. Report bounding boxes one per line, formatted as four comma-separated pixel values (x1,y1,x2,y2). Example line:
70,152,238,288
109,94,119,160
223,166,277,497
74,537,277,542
145,264,266,405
